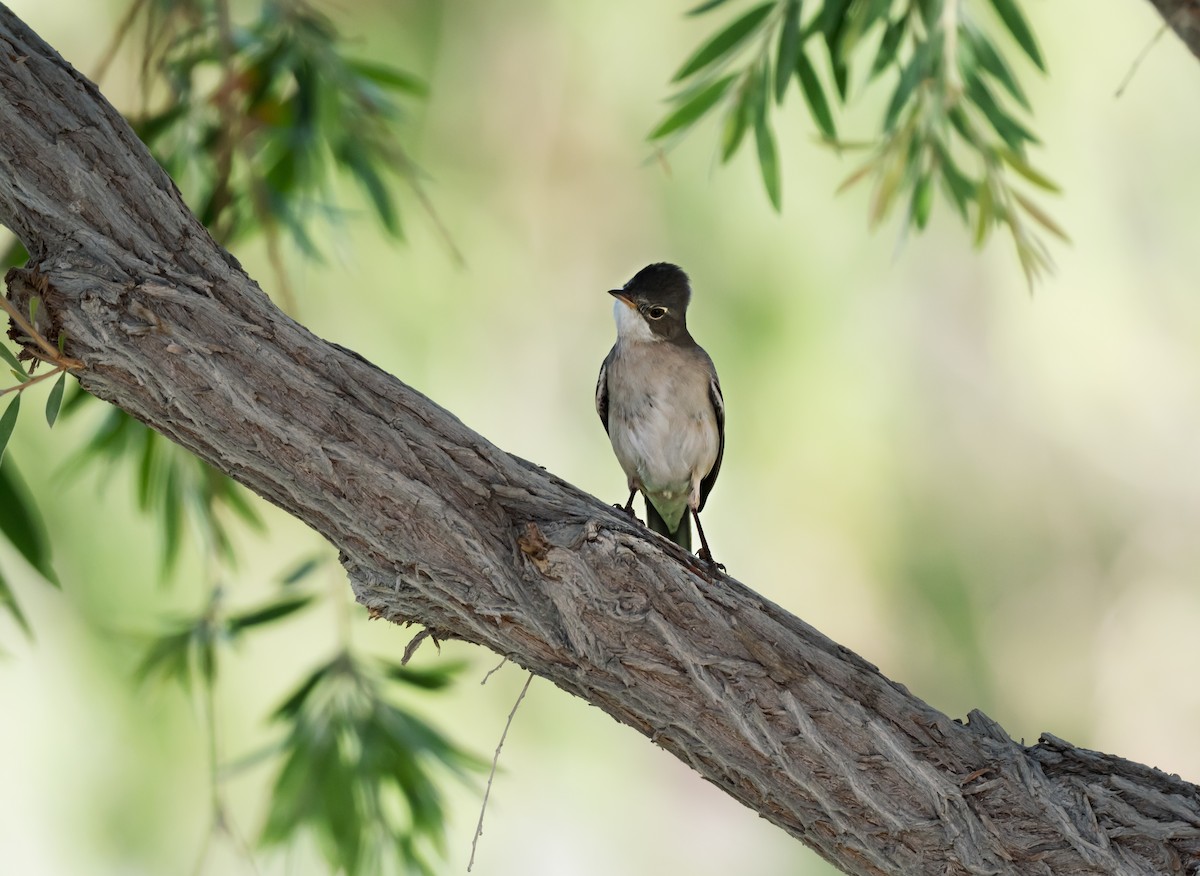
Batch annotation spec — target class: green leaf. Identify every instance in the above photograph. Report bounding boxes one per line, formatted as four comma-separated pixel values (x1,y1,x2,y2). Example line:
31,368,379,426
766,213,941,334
819,0,851,40
0,345,27,380
794,48,837,139
339,140,401,236
347,60,428,97
965,28,1030,110
883,39,931,132
754,111,782,210
934,141,975,220
136,627,197,690
687,0,736,14
381,659,468,691
986,0,1045,71
227,595,314,634
280,555,324,586
0,396,19,464
1013,191,1069,242
272,661,333,720
0,569,31,637
671,3,773,82
999,148,1060,192
965,74,1038,152
974,181,995,246
915,0,941,29
650,74,737,140
45,373,65,428
775,0,802,103
870,13,908,80
27,297,38,328
911,172,934,229
720,78,753,161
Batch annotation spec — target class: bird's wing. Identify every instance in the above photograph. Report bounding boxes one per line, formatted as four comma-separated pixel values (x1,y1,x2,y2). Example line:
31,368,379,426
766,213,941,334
595,349,613,435
698,372,724,512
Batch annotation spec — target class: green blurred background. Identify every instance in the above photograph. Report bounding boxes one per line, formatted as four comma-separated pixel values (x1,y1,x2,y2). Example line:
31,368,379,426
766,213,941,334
2,0,1199,874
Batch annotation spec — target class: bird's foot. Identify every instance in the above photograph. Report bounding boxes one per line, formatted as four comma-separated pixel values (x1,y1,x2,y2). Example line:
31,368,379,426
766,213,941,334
696,547,726,575
613,502,641,524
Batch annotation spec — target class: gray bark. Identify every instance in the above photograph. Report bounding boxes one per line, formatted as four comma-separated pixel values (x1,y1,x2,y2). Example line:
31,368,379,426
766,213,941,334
1,5,1199,875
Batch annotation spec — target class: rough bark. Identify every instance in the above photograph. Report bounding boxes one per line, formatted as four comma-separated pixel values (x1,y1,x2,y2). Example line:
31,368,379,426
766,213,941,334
0,6,1198,876
1144,0,1200,60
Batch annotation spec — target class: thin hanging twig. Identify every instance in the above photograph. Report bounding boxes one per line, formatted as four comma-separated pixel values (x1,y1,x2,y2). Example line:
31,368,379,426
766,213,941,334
468,672,533,872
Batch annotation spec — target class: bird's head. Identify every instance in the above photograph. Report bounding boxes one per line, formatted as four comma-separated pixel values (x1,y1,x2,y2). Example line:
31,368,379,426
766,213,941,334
609,262,691,342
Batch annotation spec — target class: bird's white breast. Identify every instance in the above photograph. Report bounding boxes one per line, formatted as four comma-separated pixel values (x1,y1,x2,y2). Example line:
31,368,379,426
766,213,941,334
604,338,719,528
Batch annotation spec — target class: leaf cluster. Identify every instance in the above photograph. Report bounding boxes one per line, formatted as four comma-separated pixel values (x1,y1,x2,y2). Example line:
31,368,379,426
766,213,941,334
132,0,427,253
59,393,262,573
653,0,1065,284
136,557,482,876
0,290,75,633
262,653,480,876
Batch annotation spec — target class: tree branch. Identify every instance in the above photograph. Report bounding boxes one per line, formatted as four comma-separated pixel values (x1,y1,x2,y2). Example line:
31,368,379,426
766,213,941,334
0,6,1198,875
1143,0,1200,61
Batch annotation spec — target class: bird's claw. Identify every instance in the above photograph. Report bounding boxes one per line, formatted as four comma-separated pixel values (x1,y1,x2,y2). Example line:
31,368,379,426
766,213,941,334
613,502,639,521
696,548,725,574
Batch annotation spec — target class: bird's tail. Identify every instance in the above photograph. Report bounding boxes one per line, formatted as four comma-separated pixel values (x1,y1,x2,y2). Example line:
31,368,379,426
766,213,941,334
645,500,691,551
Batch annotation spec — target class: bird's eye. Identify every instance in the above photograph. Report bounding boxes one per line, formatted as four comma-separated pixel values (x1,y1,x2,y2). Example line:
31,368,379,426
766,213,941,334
647,306,668,320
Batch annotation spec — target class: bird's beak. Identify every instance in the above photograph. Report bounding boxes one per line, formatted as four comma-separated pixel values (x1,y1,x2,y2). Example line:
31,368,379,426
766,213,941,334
608,289,636,309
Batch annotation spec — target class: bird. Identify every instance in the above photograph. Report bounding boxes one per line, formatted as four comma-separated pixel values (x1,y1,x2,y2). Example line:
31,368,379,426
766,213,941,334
595,262,724,565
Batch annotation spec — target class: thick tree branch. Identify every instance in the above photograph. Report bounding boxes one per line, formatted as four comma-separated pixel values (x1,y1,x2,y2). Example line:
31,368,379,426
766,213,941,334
1,6,1198,875
1144,0,1200,60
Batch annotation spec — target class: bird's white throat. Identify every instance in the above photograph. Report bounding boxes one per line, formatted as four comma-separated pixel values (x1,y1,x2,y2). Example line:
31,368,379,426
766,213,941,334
613,300,658,343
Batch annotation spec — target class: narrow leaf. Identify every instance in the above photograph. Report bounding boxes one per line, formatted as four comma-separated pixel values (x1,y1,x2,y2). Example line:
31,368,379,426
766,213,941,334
0,345,26,380
45,373,65,428
870,15,908,80
0,459,56,586
883,40,930,131
966,29,1030,109
687,0,735,14
1012,191,1070,241
27,297,38,328
228,596,314,634
974,181,995,246
720,78,752,161
649,74,737,140
775,0,802,103
794,49,837,139
966,75,1038,151
986,0,1045,71
911,173,934,229
0,570,31,637
671,3,773,82
381,659,467,691
280,556,323,586
754,113,782,210
347,61,429,97
819,0,851,39
835,159,877,194
934,141,975,220
0,397,19,463
999,148,1060,192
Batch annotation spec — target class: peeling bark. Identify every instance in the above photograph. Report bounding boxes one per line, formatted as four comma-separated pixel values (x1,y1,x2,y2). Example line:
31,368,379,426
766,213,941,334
1,5,1198,875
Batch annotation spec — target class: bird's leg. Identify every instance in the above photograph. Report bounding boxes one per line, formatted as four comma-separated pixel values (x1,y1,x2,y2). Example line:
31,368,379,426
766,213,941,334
614,489,638,517
692,509,725,573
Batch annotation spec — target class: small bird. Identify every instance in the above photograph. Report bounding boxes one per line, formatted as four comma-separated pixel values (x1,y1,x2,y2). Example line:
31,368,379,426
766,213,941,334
595,263,724,564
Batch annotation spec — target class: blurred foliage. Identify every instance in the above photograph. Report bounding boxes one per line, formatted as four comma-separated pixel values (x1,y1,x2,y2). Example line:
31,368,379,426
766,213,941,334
262,654,481,876
58,388,264,574
130,0,427,253
0,1,483,874
653,0,1064,284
